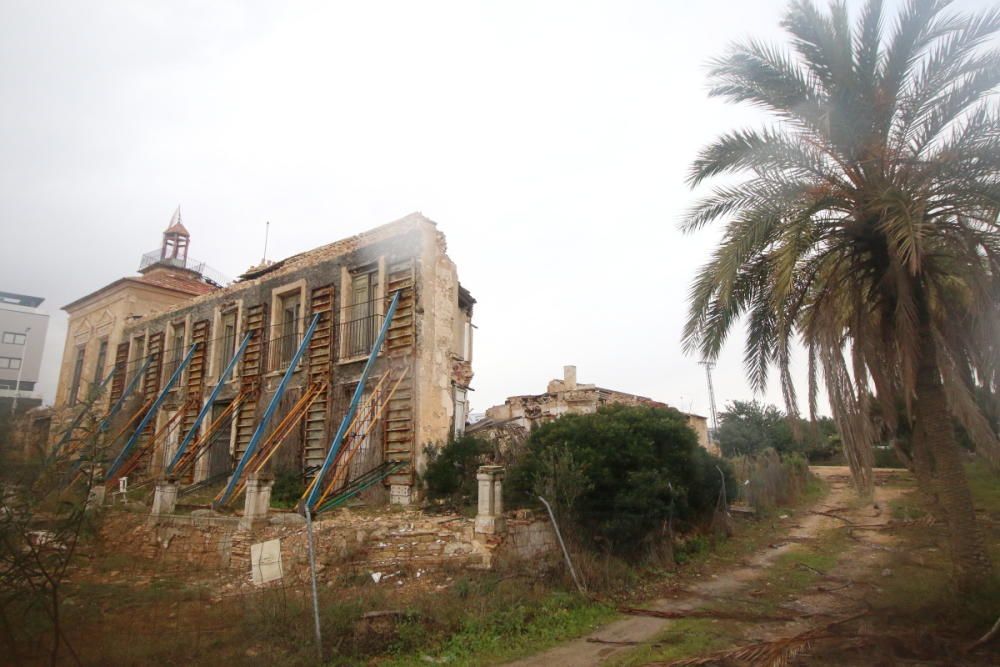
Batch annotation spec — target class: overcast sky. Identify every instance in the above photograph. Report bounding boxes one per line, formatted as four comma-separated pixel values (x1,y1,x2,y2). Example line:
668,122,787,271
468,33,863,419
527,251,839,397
1,0,991,419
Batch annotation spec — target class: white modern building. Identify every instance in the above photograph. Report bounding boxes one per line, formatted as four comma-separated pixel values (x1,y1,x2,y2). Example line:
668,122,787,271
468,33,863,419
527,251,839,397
0,291,50,415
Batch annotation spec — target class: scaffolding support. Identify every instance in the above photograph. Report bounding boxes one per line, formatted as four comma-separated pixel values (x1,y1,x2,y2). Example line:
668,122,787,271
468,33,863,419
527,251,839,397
105,343,199,482
99,355,154,433
169,390,252,480
303,291,400,513
214,313,321,508
166,333,252,476
314,367,409,509
50,365,118,458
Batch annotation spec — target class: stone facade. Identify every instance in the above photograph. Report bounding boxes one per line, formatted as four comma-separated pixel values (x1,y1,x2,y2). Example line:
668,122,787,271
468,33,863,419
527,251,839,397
472,365,715,453
111,213,474,504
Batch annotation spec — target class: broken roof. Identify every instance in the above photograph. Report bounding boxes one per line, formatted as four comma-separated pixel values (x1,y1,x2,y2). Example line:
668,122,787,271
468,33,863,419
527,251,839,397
62,272,217,312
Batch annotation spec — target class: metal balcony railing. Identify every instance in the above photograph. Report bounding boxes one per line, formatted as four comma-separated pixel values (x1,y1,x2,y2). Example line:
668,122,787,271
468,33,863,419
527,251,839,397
138,250,229,287
339,301,383,360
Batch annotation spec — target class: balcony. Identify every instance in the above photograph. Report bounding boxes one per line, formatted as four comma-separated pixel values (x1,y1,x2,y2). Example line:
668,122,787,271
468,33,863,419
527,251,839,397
138,250,229,287
260,300,386,373
339,301,383,361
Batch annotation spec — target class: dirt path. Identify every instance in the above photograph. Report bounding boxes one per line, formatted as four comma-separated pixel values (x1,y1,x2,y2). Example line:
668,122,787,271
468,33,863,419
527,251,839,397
506,466,909,667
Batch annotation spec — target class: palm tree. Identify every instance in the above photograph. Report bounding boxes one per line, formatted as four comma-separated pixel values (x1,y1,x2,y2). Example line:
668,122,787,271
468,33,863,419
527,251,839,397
682,0,999,588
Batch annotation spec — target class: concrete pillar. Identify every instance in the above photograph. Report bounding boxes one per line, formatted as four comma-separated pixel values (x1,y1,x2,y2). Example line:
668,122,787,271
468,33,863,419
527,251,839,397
390,484,412,506
83,465,106,511
151,479,179,516
240,472,274,531
564,365,577,390
475,465,506,535
86,485,106,511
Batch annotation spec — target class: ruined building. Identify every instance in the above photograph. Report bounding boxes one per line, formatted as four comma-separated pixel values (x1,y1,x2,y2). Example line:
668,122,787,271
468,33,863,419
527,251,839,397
55,209,220,409
106,213,473,505
470,365,713,453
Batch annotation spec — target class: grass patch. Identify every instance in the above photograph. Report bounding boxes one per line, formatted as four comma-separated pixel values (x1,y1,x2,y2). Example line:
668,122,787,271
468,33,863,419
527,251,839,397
966,461,1000,516
383,590,615,666
610,617,737,666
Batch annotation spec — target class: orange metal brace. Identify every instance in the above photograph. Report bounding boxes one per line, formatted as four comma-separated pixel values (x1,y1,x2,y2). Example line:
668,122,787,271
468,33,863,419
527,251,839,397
316,367,409,507
225,381,328,503
170,390,252,479
299,372,391,502
107,405,189,487
92,398,155,456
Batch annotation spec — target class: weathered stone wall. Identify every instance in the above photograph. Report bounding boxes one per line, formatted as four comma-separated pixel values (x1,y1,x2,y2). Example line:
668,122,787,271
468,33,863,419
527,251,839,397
55,282,201,410
112,214,472,500
497,515,560,565
96,507,555,583
481,366,713,452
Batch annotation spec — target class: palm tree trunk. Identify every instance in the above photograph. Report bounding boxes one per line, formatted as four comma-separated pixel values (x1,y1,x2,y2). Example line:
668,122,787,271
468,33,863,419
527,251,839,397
908,432,945,520
912,324,993,589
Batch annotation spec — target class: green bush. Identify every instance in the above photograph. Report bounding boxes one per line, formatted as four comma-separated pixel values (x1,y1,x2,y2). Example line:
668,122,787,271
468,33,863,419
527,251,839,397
422,435,493,504
270,471,305,508
508,404,734,557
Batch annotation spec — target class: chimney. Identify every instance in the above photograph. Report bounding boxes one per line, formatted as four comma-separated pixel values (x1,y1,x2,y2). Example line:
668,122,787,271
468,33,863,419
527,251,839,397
564,365,577,390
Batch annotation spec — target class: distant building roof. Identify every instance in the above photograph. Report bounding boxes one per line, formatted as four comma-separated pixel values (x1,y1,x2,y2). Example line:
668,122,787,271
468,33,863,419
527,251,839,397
0,291,44,308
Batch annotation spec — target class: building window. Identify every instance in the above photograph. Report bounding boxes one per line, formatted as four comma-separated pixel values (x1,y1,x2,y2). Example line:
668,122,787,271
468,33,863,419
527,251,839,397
93,339,108,386
275,291,302,370
343,267,379,358
166,322,186,380
217,309,238,380
0,379,33,391
69,348,85,406
453,387,468,437
0,356,22,370
2,332,26,345
128,335,145,385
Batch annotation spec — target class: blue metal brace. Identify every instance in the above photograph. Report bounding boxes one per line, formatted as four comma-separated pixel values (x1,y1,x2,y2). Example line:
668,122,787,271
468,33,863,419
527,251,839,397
166,333,252,475
214,313,322,507
50,365,119,457
100,355,154,433
105,343,199,481
303,291,401,513
60,355,154,475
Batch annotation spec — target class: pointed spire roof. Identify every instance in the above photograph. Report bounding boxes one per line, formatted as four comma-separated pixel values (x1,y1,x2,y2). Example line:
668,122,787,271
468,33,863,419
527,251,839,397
164,206,190,236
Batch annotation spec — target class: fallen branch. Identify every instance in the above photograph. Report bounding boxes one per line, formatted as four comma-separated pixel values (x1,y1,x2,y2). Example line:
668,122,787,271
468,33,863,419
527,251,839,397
647,611,870,666
810,510,856,524
796,562,827,576
618,606,796,623
585,637,641,646
966,614,1000,652
361,610,409,620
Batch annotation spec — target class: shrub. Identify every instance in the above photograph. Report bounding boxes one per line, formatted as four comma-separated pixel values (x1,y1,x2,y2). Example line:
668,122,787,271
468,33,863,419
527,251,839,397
270,471,305,508
422,435,493,505
508,404,733,557
730,448,812,512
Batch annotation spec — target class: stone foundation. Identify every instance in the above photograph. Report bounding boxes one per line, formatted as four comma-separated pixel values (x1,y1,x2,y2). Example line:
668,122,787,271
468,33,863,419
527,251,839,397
98,505,557,581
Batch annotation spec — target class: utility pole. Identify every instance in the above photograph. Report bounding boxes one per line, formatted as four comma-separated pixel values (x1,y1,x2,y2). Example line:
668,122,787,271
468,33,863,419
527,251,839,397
699,360,719,448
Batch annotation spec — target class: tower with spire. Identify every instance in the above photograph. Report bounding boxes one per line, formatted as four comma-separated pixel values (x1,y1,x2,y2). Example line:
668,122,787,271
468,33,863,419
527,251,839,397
159,206,190,265
137,207,225,286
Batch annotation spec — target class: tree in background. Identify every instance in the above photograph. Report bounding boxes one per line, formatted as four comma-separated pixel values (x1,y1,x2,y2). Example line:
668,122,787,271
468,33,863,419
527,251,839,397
683,0,999,588
717,400,838,461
